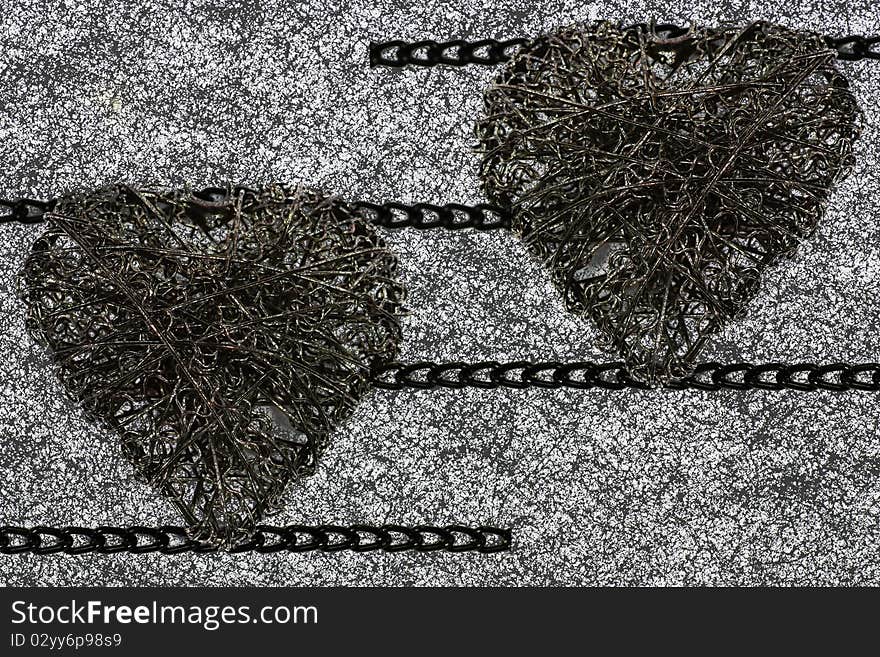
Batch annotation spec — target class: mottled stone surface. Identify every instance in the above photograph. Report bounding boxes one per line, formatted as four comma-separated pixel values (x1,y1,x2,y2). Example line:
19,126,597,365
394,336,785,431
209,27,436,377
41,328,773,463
1,0,879,585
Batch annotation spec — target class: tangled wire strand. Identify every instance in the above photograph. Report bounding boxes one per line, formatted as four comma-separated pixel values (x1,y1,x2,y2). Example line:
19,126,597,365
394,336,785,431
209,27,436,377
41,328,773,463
476,21,860,383
19,185,406,546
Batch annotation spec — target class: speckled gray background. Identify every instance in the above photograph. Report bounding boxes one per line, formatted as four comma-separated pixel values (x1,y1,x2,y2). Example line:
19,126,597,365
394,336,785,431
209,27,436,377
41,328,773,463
1,0,879,586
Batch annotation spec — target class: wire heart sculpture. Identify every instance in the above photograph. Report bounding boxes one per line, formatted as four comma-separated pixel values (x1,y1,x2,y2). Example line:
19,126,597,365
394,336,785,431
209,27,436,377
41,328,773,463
19,185,405,545
477,21,860,382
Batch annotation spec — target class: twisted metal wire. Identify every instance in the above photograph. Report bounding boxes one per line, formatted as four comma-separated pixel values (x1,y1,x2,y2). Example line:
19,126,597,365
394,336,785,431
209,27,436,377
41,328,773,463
0,525,512,554
476,21,860,383
18,185,406,547
369,27,880,67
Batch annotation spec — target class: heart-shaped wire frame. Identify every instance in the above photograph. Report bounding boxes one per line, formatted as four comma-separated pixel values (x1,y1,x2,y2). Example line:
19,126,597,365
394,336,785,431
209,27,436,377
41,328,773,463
476,21,860,382
19,185,406,545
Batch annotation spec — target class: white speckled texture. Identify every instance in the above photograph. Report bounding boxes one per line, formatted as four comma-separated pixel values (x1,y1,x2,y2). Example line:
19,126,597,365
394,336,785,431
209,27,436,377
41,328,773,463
1,0,879,586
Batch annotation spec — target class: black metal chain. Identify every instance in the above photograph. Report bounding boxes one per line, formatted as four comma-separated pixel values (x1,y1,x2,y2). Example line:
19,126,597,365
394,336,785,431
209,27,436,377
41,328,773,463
0,524,512,555
826,34,880,61
1,196,513,231
354,200,510,230
0,198,53,224
370,29,880,67
369,38,529,67
370,361,880,392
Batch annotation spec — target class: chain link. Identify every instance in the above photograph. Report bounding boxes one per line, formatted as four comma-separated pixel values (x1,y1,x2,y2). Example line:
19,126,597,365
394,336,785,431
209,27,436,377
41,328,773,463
370,361,880,392
369,38,529,67
0,198,53,225
354,200,510,230
370,29,880,67
0,524,512,555
0,194,513,231
826,34,880,61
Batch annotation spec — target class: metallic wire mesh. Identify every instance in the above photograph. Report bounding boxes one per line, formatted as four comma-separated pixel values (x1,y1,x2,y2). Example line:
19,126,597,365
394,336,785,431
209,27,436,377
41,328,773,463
476,21,860,383
18,185,406,546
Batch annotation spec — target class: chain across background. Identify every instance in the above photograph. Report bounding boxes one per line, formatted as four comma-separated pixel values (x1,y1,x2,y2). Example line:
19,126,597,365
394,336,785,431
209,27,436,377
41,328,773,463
0,525,512,555
1,197,512,230
371,361,880,391
369,28,880,67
